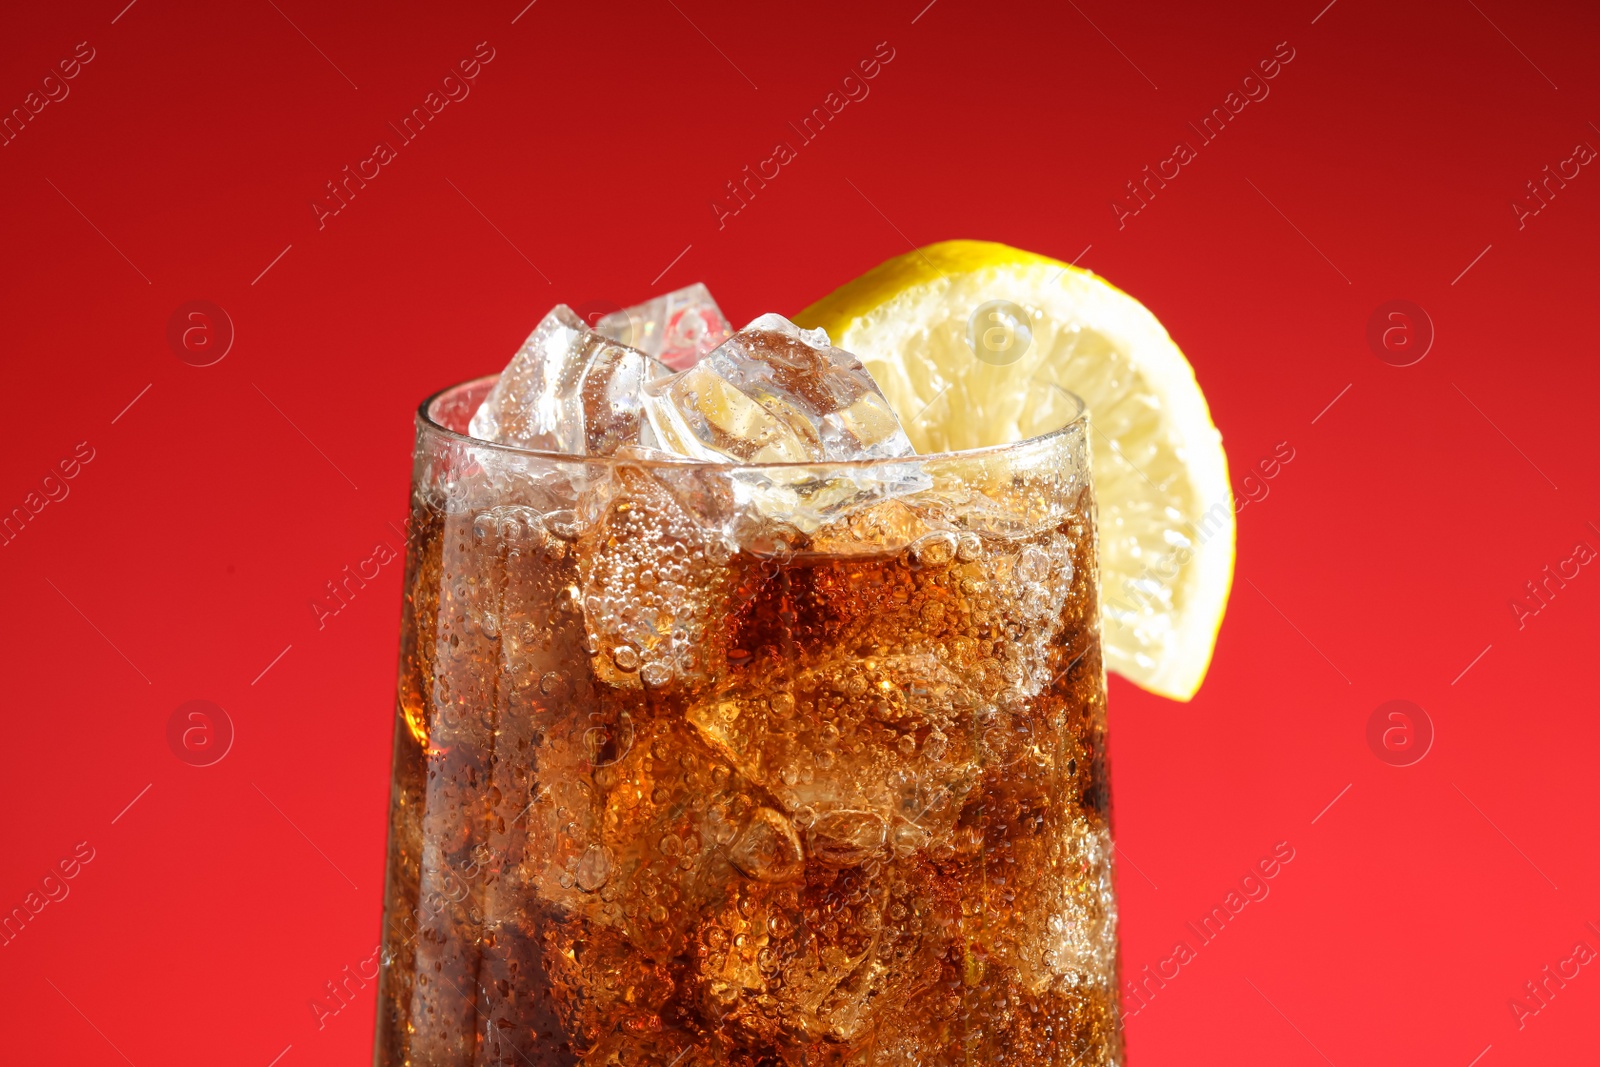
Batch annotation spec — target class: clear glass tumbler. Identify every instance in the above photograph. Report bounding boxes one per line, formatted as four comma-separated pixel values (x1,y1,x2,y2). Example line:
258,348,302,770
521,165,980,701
374,376,1122,1066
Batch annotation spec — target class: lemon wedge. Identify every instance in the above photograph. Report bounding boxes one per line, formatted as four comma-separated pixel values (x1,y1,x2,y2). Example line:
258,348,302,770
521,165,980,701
795,240,1234,700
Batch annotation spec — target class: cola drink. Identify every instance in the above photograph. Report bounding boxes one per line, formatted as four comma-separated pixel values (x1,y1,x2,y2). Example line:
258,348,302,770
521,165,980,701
374,376,1123,1066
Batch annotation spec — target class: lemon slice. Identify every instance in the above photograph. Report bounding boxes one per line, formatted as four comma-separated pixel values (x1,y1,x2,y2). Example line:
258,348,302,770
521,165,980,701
795,240,1234,700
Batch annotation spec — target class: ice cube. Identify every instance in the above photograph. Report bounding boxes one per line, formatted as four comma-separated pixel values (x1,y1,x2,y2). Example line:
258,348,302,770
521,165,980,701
596,282,733,371
642,314,915,464
469,304,669,455
686,652,982,852
635,313,925,531
575,459,741,690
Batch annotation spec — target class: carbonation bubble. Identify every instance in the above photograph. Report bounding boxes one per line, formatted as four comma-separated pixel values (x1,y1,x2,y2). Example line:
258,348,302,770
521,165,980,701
640,662,672,688
911,532,957,568
1018,544,1051,582
611,646,640,672
728,807,804,883
574,845,611,892
545,509,582,541
506,509,547,546
956,532,984,561
807,809,888,867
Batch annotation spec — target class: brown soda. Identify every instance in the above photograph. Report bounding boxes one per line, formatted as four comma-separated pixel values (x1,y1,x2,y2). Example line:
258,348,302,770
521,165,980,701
374,456,1123,1066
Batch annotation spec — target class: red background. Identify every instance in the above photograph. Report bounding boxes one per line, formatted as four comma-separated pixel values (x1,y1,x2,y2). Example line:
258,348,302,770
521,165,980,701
2,0,1598,1063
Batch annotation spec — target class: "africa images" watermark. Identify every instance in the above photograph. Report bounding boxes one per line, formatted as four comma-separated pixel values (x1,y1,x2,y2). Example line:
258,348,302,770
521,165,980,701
1510,136,1595,231
1,441,96,549
1123,841,1297,1017
1507,924,1599,1031
1,841,96,948
1508,525,1596,631
711,41,897,229
1,41,96,149
311,42,497,230
1113,40,1297,229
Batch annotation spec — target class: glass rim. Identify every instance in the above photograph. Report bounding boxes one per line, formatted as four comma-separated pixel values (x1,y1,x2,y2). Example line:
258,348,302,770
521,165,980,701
416,373,1087,471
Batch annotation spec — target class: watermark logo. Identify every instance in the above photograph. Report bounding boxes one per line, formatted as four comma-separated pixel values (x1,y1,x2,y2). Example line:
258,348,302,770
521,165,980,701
312,43,497,230
1509,531,1596,630
1366,699,1433,767
1234,440,1296,512
1509,926,1599,1030
710,41,897,229
1,441,95,549
1511,138,1596,230
966,300,1032,366
1366,300,1432,367
1112,40,1296,228
309,944,381,1031
0,41,96,149
309,540,400,630
584,709,635,769
167,700,234,767
0,841,95,948
167,300,234,367
1123,840,1296,1017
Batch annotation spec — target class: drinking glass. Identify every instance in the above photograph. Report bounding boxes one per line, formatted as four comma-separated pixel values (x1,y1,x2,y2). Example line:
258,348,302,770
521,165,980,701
374,375,1122,1066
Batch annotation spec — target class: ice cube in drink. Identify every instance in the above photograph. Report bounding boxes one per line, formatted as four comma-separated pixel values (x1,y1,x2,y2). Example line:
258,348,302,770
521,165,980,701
596,282,733,371
469,304,668,455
